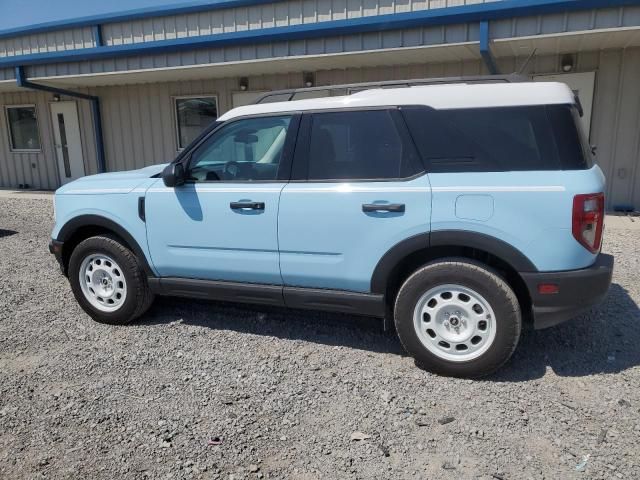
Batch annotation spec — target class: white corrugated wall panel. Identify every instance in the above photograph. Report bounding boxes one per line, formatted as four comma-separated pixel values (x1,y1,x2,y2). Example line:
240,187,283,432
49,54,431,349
99,0,501,45
0,27,94,57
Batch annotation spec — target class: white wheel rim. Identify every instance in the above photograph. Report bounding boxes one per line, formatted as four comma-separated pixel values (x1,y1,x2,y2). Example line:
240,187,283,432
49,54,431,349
413,284,497,362
79,254,127,312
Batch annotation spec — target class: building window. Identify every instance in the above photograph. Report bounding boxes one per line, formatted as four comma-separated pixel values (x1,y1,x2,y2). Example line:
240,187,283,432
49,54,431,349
6,105,41,151
175,96,218,150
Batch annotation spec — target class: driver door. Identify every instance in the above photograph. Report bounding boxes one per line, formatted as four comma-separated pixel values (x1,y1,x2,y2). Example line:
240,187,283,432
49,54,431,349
145,114,299,284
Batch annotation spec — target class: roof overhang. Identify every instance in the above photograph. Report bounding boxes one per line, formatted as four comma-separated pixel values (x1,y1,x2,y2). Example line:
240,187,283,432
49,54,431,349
1,26,638,93
0,42,481,92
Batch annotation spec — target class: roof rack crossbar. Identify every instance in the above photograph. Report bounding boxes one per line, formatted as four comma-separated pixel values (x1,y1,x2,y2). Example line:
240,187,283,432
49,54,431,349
253,73,528,104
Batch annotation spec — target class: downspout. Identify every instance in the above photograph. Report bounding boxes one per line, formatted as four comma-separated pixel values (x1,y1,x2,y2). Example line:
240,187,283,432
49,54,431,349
14,65,106,174
479,20,498,75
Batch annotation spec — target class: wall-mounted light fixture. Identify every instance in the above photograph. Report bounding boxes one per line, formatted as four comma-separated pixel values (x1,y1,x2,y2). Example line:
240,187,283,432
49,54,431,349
303,71,315,88
53,94,61,102
239,77,249,91
561,54,574,72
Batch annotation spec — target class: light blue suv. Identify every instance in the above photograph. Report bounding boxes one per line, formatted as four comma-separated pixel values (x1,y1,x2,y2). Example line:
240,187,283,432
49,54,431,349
50,79,613,377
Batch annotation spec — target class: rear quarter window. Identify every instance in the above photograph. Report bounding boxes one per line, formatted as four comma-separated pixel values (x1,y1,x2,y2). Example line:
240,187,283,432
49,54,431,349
401,104,590,172
547,105,593,170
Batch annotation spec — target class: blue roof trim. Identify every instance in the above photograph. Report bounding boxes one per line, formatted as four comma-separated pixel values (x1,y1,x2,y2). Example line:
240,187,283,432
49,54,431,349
0,0,279,39
1,0,638,69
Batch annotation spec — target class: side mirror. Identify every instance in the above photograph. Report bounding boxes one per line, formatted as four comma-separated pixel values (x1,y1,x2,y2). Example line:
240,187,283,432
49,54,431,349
162,163,185,187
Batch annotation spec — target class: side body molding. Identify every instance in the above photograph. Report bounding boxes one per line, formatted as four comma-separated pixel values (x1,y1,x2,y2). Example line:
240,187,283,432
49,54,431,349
56,214,154,275
370,230,537,294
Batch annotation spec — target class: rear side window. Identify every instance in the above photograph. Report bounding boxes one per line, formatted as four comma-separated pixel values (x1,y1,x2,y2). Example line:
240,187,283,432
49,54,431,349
402,104,590,172
307,110,421,181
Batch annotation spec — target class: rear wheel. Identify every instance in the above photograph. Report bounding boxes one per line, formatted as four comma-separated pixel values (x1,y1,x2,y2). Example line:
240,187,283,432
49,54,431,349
68,235,154,325
394,258,521,378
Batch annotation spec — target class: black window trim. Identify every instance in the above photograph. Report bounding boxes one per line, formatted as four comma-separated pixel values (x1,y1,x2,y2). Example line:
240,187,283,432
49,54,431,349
179,111,302,184
290,106,426,184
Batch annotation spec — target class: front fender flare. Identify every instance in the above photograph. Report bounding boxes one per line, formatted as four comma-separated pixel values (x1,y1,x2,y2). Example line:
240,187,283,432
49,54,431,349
56,214,154,276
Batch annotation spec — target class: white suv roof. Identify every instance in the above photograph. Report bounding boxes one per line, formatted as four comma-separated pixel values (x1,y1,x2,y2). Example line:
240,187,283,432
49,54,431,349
219,82,575,121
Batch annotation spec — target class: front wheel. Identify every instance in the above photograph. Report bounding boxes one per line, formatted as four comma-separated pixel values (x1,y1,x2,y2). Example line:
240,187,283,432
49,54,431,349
394,258,521,378
68,235,154,325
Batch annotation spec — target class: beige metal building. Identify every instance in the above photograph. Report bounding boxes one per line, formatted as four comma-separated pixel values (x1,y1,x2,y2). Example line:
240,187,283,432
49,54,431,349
0,0,639,210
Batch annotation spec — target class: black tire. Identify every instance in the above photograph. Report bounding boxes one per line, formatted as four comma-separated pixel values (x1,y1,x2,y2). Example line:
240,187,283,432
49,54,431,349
68,234,154,325
394,258,521,378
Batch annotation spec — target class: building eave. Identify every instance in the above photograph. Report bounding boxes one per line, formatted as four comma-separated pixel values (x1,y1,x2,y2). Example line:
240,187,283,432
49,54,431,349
1,0,639,69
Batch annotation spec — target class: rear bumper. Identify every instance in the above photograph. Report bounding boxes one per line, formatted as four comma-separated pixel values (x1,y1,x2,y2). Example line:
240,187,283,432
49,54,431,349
521,254,614,329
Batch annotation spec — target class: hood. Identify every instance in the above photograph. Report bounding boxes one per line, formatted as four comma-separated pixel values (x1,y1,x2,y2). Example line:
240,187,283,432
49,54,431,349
56,164,168,195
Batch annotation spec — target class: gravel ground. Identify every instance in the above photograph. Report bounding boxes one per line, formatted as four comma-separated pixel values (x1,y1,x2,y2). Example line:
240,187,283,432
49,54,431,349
0,197,639,480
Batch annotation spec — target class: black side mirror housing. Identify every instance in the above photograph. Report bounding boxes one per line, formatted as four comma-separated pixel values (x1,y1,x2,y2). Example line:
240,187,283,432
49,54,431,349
162,163,185,187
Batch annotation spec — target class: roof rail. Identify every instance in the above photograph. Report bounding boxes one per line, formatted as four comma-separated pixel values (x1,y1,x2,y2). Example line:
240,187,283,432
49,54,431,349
253,73,529,104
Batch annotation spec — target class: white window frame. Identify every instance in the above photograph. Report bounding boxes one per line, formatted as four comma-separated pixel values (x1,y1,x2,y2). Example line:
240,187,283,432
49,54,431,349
4,104,42,153
173,94,218,151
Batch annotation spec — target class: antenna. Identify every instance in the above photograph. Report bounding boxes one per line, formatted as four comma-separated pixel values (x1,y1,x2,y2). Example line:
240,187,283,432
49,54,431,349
517,48,537,75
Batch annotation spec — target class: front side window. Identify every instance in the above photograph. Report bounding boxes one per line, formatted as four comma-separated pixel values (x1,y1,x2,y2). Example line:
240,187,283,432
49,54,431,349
175,97,218,149
6,105,41,151
188,115,291,182
307,110,419,181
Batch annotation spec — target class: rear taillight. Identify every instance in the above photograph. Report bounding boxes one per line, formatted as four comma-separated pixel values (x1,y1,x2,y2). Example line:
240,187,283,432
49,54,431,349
572,193,604,253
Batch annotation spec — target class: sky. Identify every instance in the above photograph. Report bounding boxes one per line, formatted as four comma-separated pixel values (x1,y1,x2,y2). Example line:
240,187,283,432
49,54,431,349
0,0,188,31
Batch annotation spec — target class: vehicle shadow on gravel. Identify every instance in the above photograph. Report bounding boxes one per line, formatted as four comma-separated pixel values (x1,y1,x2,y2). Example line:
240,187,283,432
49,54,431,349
0,228,17,238
490,283,640,382
143,297,406,355
141,283,639,379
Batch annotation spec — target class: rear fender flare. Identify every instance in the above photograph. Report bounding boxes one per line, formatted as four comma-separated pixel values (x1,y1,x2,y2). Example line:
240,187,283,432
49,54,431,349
370,230,536,294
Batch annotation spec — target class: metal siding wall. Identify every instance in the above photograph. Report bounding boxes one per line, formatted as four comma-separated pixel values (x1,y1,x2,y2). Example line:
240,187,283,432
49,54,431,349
0,27,95,57
100,0,498,45
2,48,640,208
589,48,640,210
29,22,478,77
2,3,639,73
20,5,640,78
78,90,99,177
0,90,59,189
490,5,640,38
77,49,640,210
0,89,98,189
0,68,14,81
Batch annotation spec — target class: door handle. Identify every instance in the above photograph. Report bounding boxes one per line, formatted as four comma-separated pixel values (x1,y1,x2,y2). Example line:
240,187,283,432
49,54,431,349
230,201,265,210
362,203,405,213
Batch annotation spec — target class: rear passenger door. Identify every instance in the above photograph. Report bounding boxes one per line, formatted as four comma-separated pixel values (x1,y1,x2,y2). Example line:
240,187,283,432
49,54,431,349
278,108,431,293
